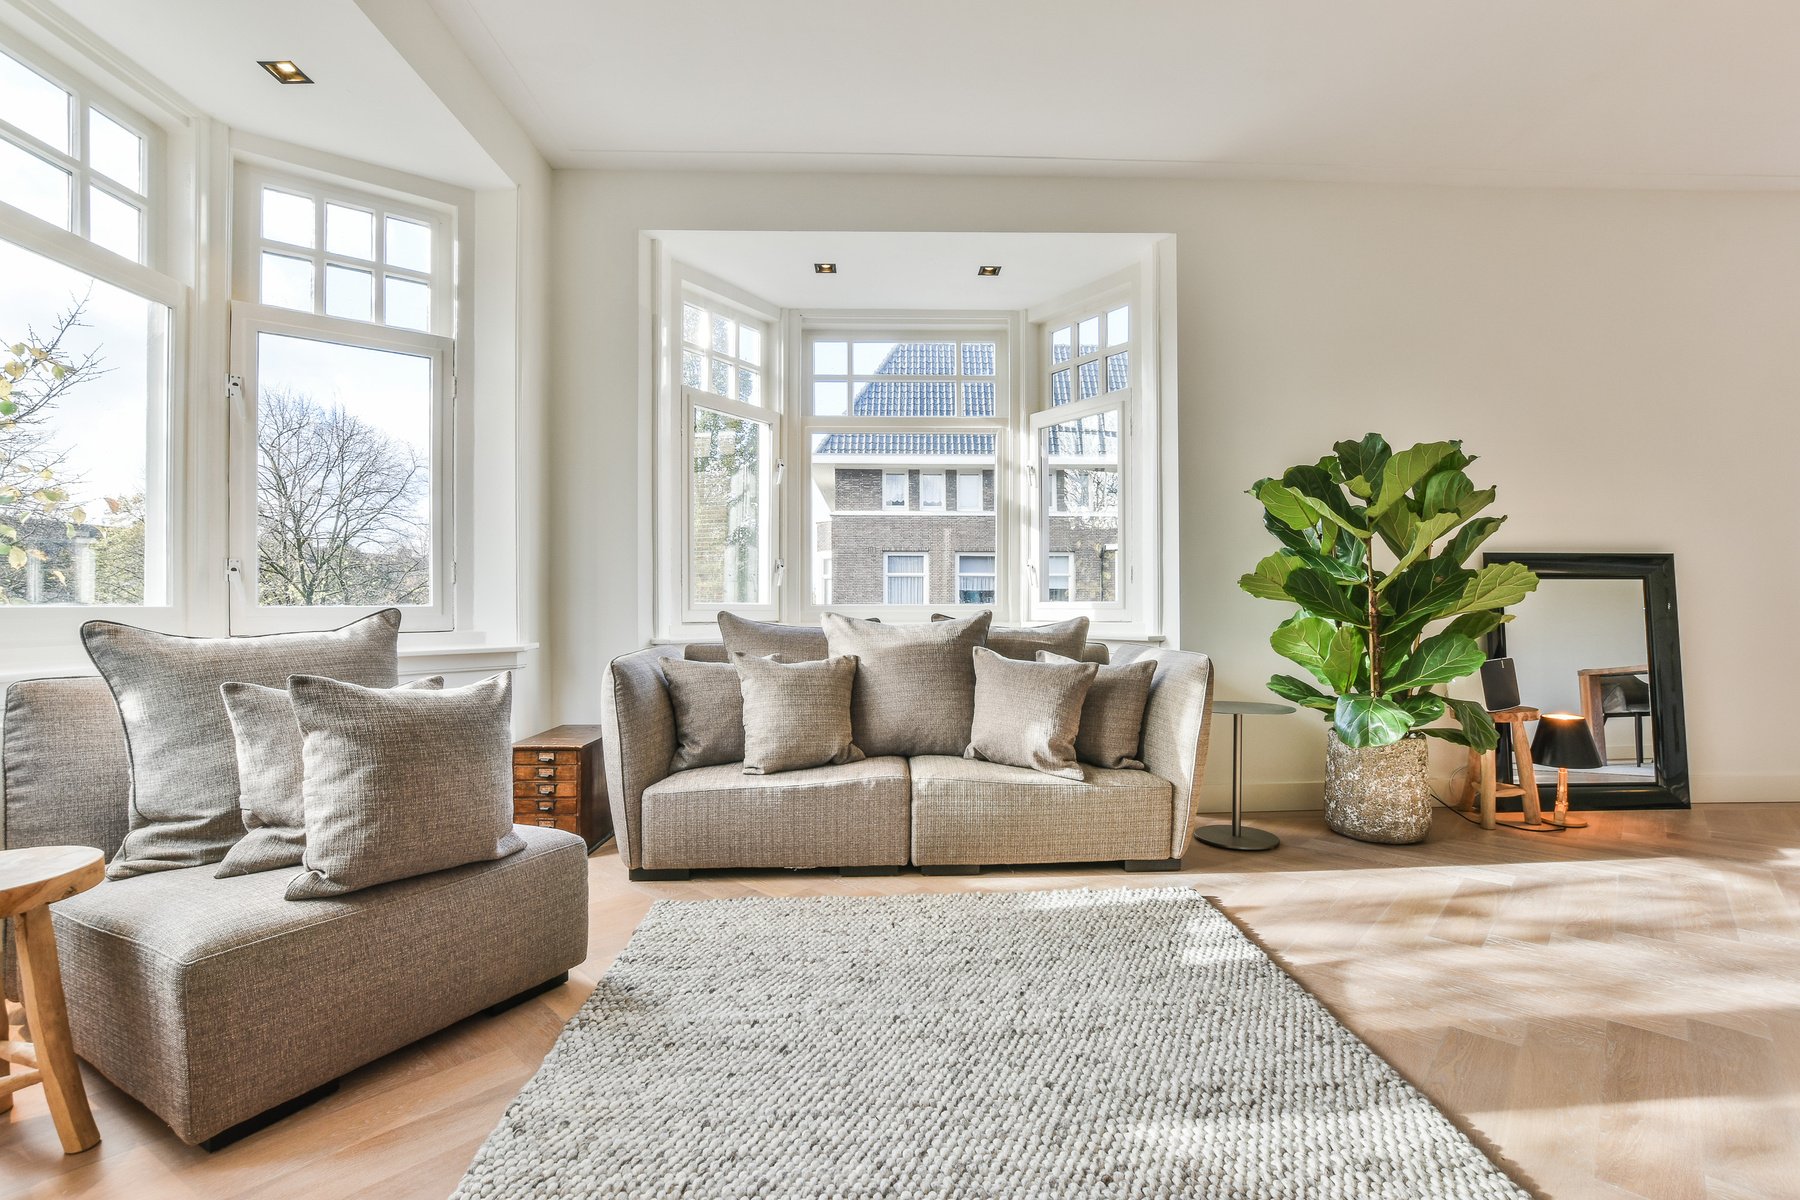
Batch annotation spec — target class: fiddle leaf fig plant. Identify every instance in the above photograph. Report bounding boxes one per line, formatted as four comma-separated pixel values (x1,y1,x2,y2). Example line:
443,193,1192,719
1240,433,1538,753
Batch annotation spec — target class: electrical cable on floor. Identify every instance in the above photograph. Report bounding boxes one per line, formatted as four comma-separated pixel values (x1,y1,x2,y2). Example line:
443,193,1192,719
1432,764,1567,834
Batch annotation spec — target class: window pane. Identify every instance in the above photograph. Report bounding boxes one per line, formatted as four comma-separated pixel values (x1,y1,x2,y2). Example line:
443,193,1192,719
813,380,848,415
682,303,704,347
710,312,734,357
849,380,954,417
88,108,142,192
812,340,847,375
855,341,953,375
0,52,70,152
737,367,759,405
961,342,995,376
262,188,314,248
325,264,373,322
1106,351,1130,393
260,251,314,311
1079,360,1101,400
811,430,995,606
964,382,995,418
1077,316,1100,356
690,406,764,605
0,237,165,605
956,471,984,512
1042,410,1120,603
683,350,704,388
384,216,431,271
709,357,730,397
1047,554,1072,603
1050,368,1072,406
739,324,762,366
325,204,375,259
87,186,139,261
885,555,926,605
956,554,995,605
1106,305,1130,347
251,332,433,607
384,276,430,331
0,139,70,227
1050,326,1072,365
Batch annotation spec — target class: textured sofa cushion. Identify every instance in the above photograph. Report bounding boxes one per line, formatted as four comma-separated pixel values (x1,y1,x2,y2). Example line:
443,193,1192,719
718,612,828,662
638,757,909,869
659,658,745,771
965,648,1096,779
285,672,524,900
81,610,403,881
1039,651,1156,770
908,755,1175,866
213,676,444,879
933,612,1091,661
823,611,991,757
48,824,587,1144
735,653,864,775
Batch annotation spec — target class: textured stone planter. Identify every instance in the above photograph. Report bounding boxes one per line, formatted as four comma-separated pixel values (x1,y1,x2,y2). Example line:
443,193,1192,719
1323,730,1432,844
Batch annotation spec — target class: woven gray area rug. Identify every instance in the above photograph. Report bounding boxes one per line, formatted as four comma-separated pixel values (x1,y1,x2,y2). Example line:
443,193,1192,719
454,888,1528,1199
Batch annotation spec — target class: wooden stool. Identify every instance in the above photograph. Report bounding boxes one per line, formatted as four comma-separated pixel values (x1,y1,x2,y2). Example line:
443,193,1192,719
2,845,103,1154
1459,706,1547,831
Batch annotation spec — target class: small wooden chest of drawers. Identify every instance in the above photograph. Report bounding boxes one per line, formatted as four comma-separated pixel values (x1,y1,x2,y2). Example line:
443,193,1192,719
512,725,612,851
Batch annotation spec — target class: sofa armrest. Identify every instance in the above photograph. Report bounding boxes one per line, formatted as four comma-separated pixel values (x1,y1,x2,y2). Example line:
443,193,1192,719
601,647,681,870
1133,648,1216,858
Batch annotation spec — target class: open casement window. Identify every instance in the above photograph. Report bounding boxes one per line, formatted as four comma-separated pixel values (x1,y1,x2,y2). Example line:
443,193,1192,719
228,169,457,633
801,324,1009,619
672,277,779,624
0,38,176,625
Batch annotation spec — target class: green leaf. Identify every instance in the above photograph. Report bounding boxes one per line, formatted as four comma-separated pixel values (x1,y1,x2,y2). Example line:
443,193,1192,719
1271,616,1338,685
1252,479,1316,531
1332,434,1391,498
1368,440,1457,518
1335,694,1414,747
1283,567,1367,625
1300,494,1369,538
1374,511,1462,592
1443,697,1501,752
1443,516,1504,567
1419,468,1473,517
1374,502,1418,558
1268,674,1337,713
1442,610,1509,643
7,546,24,570
1382,631,1486,691
1395,693,1446,724
1238,552,1300,601
1284,464,1365,534
1455,487,1496,521
1443,561,1540,616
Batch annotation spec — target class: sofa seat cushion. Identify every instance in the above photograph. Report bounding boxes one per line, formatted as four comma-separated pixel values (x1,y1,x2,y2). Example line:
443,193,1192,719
908,755,1174,866
48,824,588,1145
639,757,910,870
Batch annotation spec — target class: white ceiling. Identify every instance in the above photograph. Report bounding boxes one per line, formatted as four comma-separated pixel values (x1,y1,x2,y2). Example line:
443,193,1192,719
48,0,509,189
428,0,1800,188
656,232,1163,310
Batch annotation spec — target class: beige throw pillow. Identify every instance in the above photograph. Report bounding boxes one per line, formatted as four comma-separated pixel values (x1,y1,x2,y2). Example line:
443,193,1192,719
734,653,864,775
823,612,992,757
932,612,1091,661
965,648,1097,778
717,611,828,662
1039,650,1156,769
660,658,746,771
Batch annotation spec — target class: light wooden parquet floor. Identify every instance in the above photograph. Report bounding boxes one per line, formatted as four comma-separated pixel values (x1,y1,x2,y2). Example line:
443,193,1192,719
4,802,1798,1200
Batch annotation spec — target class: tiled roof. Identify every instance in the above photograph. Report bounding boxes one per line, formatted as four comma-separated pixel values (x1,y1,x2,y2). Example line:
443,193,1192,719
814,433,996,456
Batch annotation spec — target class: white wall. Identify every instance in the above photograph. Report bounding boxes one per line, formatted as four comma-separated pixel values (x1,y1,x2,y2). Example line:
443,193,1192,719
549,170,1800,807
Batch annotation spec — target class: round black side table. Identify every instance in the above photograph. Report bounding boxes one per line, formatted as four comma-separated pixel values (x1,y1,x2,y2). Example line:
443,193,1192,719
1194,700,1295,852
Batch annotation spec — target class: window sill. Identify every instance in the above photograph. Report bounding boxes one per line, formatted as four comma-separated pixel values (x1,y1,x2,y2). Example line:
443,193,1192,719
0,640,538,690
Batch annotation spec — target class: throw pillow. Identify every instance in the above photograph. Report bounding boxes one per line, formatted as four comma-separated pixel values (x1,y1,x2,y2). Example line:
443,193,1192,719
81,609,403,880
660,658,746,771
931,612,1091,661
213,676,444,879
965,648,1097,778
1039,650,1156,769
734,653,864,775
717,611,828,662
823,612,992,757
285,672,524,900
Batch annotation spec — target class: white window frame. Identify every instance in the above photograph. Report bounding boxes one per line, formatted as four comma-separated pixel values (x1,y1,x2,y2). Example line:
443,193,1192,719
955,553,996,606
883,551,928,605
0,26,183,648
882,470,908,509
228,166,459,634
956,469,983,513
919,469,945,511
1047,553,1073,602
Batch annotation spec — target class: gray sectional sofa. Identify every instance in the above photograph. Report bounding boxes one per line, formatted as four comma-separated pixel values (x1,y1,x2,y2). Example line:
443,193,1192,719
602,642,1215,879
0,676,588,1147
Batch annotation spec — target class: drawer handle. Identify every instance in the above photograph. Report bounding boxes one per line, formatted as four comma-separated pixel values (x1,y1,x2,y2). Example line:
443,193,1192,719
536,751,556,763
536,800,555,812
537,783,554,795
536,818,557,827
537,766,556,778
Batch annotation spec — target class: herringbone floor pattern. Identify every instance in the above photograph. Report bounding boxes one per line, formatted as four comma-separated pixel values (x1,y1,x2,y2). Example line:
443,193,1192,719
4,803,1796,1199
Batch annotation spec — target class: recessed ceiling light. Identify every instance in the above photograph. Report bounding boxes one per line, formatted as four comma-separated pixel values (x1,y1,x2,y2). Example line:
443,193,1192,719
977,265,1002,277
258,60,313,85
813,262,837,274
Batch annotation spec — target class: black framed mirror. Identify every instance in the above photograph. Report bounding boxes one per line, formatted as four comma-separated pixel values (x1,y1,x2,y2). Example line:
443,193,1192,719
1483,552,1689,809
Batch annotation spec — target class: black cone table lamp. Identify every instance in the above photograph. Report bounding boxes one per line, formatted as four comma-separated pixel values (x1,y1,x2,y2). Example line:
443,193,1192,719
1530,713,1603,829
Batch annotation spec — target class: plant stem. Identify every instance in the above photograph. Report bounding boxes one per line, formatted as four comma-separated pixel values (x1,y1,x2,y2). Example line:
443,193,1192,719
1365,533,1381,694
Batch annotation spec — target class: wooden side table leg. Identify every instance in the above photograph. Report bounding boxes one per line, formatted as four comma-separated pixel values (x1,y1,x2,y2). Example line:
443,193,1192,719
1511,720,1544,825
1477,749,1498,831
14,907,99,1153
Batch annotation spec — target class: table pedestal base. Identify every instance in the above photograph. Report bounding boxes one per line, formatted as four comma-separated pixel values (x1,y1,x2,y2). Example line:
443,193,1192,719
1195,824,1280,852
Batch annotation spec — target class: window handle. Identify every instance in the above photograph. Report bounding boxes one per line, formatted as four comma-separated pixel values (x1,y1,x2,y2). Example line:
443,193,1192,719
773,559,785,586
774,459,785,484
